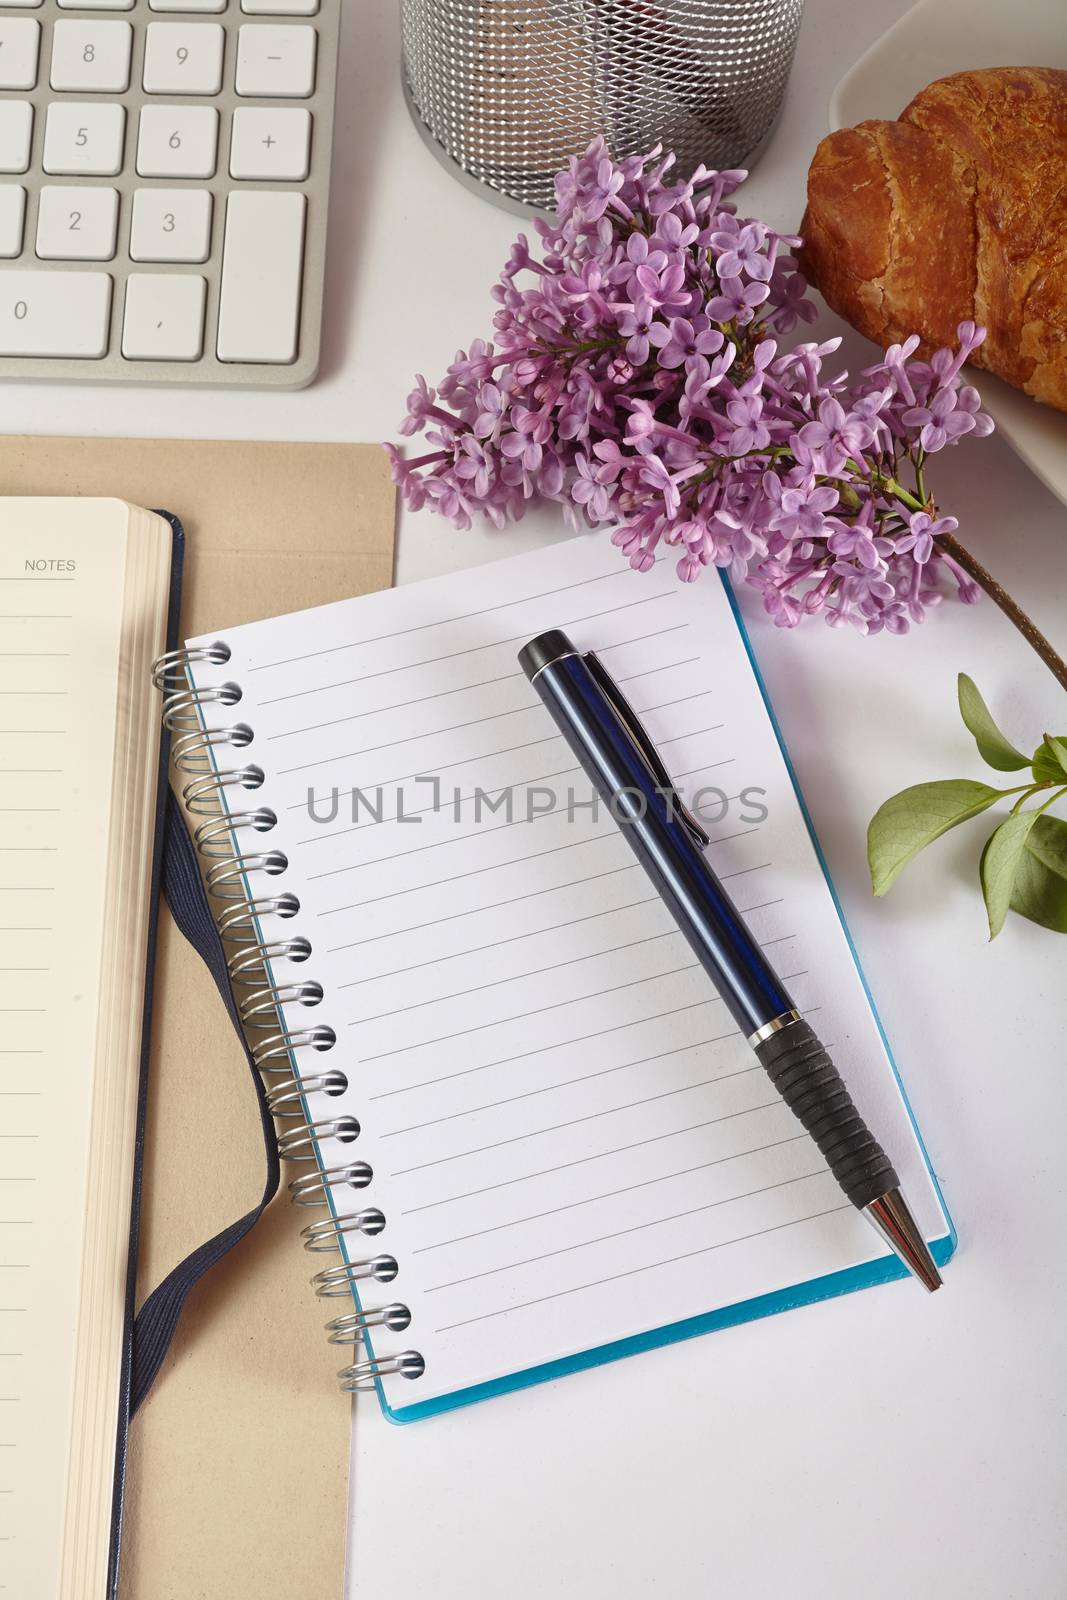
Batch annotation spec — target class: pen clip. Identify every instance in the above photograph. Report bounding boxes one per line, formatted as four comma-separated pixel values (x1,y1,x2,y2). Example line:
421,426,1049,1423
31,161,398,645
583,652,711,849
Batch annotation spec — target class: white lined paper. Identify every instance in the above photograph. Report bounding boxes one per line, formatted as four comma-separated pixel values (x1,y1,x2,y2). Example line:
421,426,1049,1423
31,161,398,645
190,534,949,1412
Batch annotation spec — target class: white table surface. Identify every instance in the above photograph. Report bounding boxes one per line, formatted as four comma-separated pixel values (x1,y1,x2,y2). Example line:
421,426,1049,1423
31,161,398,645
5,2,1065,1596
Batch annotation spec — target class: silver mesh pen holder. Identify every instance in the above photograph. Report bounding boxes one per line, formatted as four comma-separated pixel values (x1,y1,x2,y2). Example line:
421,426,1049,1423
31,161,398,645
400,0,805,214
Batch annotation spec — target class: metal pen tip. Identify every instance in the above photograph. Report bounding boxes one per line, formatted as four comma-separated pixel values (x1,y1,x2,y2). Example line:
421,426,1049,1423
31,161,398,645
863,1187,943,1292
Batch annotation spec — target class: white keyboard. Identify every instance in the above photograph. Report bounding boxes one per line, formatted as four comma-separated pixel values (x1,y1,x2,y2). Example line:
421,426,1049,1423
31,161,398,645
0,0,339,387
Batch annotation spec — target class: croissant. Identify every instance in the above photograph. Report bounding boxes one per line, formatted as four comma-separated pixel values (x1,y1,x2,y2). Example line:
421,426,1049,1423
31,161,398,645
798,67,1067,413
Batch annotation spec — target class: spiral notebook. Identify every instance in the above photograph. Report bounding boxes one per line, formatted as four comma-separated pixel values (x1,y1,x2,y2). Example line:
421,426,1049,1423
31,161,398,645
1,500,179,1597
174,533,955,1422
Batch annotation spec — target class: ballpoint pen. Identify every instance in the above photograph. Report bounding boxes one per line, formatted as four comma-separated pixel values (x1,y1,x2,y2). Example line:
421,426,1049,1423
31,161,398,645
519,628,942,1292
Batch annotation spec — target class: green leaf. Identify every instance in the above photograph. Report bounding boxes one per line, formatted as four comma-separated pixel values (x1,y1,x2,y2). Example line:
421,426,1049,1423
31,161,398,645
1043,734,1067,779
1032,737,1067,783
868,779,1003,896
1026,814,1067,882
957,675,1029,771
1011,845,1067,933
979,811,1039,938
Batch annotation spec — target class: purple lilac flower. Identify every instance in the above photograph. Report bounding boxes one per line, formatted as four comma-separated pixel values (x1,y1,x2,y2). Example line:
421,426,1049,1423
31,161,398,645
571,453,612,521
617,296,657,365
649,316,724,369
711,221,771,282
903,387,984,452
896,511,958,564
725,394,771,454
390,138,994,635
707,274,771,326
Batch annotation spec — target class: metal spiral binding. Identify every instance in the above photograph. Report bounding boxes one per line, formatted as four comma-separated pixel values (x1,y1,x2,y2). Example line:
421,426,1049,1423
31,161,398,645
152,645,425,1397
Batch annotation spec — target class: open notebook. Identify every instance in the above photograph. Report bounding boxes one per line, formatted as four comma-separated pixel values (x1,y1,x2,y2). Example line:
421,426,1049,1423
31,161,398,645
182,533,954,1422
1,502,177,1594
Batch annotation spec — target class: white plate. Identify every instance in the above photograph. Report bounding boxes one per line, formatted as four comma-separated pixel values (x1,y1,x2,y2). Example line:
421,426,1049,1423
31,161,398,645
829,0,1067,506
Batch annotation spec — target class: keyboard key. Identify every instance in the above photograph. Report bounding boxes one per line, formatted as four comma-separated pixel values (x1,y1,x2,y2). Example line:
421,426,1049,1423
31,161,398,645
150,0,225,10
130,187,212,263
0,102,33,175
58,1,134,10
143,22,224,95
230,107,310,181
243,1,320,11
43,102,125,176
36,185,119,261
235,24,316,98
0,19,40,90
0,271,111,357
122,274,206,361
218,190,305,363
51,20,132,93
137,104,218,178
0,187,26,258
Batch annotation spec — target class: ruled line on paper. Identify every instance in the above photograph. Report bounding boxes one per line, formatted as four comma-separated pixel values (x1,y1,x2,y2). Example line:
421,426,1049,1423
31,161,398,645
389,1071,774,1179
368,995,823,1105
402,1101,797,1216
353,929,687,1026
271,678,712,746
381,1027,777,1138
276,698,553,776
431,1205,853,1333
386,1056,765,1149
326,853,763,957
257,592,681,704
274,637,701,777
327,862,642,950
278,686,712,786
318,829,627,917
342,893,665,989
357,960,702,1052
268,667,524,740
259,613,689,713
425,1169,831,1294
250,561,672,674
351,898,783,1025
358,960,805,1067
412,1134,811,1251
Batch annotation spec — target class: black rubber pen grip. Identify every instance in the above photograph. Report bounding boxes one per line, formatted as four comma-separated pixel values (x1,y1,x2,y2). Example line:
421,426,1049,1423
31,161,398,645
755,1021,898,1210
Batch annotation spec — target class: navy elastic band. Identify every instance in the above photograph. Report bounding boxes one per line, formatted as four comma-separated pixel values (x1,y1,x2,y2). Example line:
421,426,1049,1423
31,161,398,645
129,787,281,1412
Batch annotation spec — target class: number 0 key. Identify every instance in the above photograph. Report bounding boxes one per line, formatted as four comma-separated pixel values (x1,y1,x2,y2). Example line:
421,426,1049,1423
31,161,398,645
0,272,112,357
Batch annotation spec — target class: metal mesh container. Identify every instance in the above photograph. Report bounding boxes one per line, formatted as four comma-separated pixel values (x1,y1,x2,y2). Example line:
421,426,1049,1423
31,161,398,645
400,0,805,213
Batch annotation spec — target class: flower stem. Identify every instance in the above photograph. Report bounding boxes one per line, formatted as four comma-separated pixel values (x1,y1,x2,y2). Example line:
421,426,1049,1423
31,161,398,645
936,531,1067,692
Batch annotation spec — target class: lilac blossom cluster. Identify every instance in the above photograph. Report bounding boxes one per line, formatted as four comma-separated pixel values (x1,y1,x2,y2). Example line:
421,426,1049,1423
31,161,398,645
388,139,994,633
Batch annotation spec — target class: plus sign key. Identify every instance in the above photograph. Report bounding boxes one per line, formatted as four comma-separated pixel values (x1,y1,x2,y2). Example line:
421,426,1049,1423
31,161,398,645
229,107,311,181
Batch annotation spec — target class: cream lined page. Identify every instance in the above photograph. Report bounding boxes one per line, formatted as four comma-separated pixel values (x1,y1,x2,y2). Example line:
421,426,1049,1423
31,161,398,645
0,503,126,1597
189,534,949,1414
